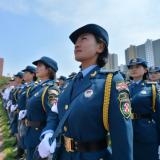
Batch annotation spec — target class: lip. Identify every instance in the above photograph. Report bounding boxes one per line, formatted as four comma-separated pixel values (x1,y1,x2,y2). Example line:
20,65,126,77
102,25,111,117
75,49,82,53
131,71,137,74
75,48,82,52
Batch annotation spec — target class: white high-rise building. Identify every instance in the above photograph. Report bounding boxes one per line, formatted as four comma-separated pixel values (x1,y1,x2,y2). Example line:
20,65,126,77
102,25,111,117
145,39,154,66
125,38,160,66
105,53,118,70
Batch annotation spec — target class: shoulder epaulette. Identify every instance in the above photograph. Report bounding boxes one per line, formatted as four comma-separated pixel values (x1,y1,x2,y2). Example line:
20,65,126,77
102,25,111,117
146,81,157,85
66,76,75,81
99,67,114,74
26,84,31,88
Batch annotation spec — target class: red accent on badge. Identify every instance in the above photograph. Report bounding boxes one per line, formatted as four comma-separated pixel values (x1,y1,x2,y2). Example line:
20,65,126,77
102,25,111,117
124,103,130,113
116,82,128,91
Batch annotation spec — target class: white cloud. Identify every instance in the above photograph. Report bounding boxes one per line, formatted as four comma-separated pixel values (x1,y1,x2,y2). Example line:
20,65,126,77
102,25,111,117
0,0,30,14
0,0,159,65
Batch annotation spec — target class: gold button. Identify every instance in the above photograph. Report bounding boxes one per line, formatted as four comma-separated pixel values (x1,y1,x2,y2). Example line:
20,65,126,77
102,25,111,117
65,105,69,110
64,126,68,132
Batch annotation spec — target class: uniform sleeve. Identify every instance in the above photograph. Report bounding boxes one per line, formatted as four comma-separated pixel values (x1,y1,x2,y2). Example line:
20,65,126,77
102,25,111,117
108,72,133,160
155,86,160,141
12,89,18,105
17,88,27,110
42,86,60,134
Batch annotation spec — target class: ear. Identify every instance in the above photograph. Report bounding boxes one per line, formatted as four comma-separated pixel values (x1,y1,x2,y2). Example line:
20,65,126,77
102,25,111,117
96,42,105,54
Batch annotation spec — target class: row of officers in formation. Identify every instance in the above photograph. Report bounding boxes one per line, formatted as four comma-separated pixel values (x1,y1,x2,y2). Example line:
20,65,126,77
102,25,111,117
1,24,160,160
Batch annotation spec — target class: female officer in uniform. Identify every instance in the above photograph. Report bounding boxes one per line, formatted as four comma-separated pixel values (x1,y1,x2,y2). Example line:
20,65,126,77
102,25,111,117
16,66,37,158
24,57,59,160
127,58,160,160
38,24,133,160
149,66,160,85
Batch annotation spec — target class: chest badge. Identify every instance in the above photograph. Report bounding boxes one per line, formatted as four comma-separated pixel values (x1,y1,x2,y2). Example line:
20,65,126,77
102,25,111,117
84,89,93,98
141,90,147,94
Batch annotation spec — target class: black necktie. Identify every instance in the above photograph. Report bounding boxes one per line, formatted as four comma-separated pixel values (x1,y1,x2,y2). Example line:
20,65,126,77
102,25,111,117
71,72,83,99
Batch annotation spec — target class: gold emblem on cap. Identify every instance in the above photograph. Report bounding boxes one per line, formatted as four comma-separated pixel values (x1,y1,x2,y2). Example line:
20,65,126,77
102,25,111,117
132,58,137,63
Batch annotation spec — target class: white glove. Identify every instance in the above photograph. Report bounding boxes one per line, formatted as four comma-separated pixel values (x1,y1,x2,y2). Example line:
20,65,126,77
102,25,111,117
10,104,18,112
6,105,9,110
7,100,12,108
50,139,56,153
18,110,27,120
38,133,54,158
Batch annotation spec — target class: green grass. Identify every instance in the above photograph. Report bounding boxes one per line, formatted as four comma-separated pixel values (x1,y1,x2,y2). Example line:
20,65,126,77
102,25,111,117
0,101,16,159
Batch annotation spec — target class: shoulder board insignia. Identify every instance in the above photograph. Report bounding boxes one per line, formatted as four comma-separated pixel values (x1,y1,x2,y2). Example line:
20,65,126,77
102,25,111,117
43,81,54,87
146,81,157,85
99,67,118,74
99,67,111,73
66,77,74,81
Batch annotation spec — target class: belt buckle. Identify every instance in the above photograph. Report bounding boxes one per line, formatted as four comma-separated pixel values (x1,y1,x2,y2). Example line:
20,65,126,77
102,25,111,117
25,119,28,126
64,136,74,152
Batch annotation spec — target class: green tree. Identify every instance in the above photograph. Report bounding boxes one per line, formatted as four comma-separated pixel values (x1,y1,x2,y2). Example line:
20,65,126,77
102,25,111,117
0,77,10,88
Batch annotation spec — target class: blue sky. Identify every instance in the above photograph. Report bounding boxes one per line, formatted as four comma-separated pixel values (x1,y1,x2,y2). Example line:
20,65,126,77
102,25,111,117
0,0,160,77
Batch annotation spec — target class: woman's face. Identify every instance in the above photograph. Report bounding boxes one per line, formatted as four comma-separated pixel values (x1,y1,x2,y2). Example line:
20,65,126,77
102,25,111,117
15,77,22,84
36,62,49,79
128,64,147,80
23,71,34,82
74,33,104,63
149,72,160,81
